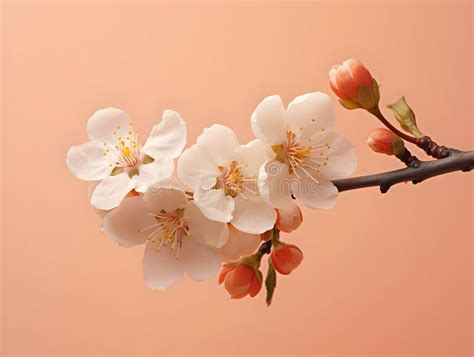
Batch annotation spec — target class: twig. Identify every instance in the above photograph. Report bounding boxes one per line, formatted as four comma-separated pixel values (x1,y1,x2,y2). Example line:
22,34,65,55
369,107,418,144
256,149,473,256
369,107,451,159
332,149,474,194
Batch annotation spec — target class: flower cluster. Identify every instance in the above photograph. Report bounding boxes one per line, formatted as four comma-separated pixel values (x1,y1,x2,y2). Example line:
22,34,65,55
67,84,359,301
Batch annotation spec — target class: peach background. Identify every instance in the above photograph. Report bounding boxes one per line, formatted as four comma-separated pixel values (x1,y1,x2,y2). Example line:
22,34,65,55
1,0,472,355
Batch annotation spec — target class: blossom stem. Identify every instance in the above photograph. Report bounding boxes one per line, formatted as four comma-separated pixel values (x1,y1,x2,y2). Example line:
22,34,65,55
258,239,272,255
368,107,419,144
258,228,279,256
368,107,452,159
333,149,474,194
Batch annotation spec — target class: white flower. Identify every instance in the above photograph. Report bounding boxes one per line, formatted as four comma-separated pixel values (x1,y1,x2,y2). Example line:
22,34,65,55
177,124,277,234
251,92,356,209
219,225,261,262
101,180,228,291
66,108,186,210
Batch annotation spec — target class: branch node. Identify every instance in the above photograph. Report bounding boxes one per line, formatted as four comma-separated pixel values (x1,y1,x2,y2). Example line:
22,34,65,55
397,148,420,168
418,136,451,159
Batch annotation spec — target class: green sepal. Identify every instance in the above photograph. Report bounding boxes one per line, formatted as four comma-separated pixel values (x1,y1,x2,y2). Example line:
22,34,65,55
356,79,379,110
142,154,154,164
357,86,375,110
391,136,405,157
237,254,262,271
372,78,380,105
110,166,124,176
265,261,277,306
222,261,238,268
128,168,139,178
338,99,361,110
387,96,423,138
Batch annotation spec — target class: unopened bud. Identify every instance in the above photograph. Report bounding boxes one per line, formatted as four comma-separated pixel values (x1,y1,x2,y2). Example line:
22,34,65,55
329,59,380,111
367,128,405,156
270,243,303,275
218,262,263,299
275,202,303,233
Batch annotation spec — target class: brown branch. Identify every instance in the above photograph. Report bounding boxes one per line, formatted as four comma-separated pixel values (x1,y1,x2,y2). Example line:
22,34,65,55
257,150,473,258
332,149,474,194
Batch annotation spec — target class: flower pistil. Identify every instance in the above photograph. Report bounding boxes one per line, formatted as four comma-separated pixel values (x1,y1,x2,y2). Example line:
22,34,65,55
140,209,190,258
103,123,142,171
273,127,331,183
217,161,256,198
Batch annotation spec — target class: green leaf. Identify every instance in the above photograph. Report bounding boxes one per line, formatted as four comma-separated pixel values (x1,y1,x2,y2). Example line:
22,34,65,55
387,96,423,138
265,261,277,306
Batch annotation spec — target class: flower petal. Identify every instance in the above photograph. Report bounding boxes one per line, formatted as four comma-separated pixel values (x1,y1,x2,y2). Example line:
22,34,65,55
141,110,187,159
90,173,135,210
66,141,112,181
314,130,357,180
143,241,185,291
335,64,357,99
193,188,234,223
292,177,338,210
196,124,239,166
135,157,174,193
249,274,262,297
184,201,229,248
87,108,132,145
284,92,335,138
143,181,187,213
87,182,108,217
275,201,303,233
179,238,222,281
230,139,274,176
177,145,219,190
225,265,254,299
250,95,286,146
329,66,347,99
101,196,154,247
345,59,373,89
231,195,276,234
258,160,293,209
219,225,261,262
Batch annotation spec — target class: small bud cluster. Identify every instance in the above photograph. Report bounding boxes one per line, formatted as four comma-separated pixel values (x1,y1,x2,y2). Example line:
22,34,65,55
219,204,304,305
330,58,447,164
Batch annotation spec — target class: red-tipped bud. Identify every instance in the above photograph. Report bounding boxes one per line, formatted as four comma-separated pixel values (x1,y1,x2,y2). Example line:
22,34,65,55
275,202,303,233
218,263,262,299
367,128,405,156
329,59,379,110
270,244,303,275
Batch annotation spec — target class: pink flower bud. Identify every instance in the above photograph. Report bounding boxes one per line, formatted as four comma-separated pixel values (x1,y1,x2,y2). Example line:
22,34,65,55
218,263,262,299
329,59,379,110
275,202,303,233
270,244,303,275
367,128,405,156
